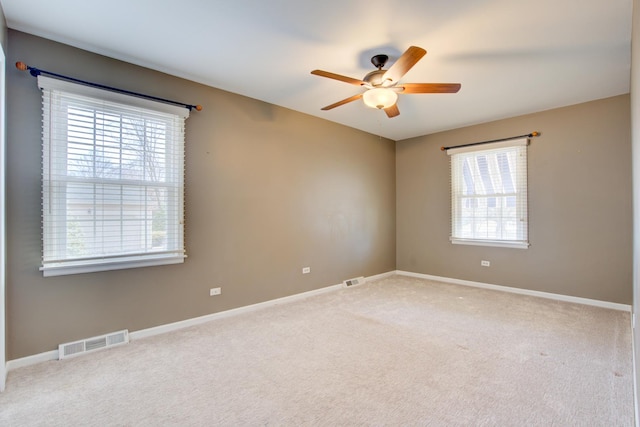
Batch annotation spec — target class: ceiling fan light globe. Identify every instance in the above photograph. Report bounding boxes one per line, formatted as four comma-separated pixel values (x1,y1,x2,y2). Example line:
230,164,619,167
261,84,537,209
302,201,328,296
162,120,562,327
363,88,398,109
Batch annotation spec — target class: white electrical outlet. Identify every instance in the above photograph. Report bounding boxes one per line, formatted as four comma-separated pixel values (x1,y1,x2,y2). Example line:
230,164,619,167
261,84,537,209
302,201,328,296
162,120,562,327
209,287,221,296
481,260,490,267
302,267,311,274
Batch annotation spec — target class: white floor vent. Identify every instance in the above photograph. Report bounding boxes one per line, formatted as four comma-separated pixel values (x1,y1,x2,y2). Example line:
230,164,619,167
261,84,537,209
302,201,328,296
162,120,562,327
343,276,366,288
59,329,129,360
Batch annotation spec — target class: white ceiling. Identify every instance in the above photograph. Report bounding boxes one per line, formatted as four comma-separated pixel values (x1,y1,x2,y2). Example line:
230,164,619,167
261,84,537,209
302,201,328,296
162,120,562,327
0,0,633,140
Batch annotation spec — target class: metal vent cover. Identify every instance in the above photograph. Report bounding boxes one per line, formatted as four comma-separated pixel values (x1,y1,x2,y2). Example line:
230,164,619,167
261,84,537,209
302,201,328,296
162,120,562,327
59,330,129,360
343,276,366,288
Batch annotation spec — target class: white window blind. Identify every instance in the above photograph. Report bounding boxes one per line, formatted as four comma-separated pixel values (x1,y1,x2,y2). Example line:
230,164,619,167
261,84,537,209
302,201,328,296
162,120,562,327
447,138,529,249
38,76,188,276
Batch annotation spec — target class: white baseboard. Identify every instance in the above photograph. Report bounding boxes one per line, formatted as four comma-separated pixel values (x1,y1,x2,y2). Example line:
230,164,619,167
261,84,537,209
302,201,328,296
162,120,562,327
364,270,396,282
6,271,395,373
396,270,632,312
129,282,344,341
6,350,58,372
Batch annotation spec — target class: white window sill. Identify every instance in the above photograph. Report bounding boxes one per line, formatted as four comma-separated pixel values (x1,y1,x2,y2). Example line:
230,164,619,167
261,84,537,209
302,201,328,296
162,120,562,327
41,254,186,277
450,238,529,249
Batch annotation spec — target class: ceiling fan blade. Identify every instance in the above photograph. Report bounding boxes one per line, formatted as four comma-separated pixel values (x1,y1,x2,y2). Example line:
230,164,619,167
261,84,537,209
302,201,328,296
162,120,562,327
384,104,400,118
399,83,461,93
321,93,364,110
311,70,365,86
382,46,427,84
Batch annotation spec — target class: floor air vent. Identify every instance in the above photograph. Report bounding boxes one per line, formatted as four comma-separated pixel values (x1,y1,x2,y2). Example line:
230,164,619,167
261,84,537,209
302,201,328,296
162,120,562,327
343,276,366,288
59,329,129,360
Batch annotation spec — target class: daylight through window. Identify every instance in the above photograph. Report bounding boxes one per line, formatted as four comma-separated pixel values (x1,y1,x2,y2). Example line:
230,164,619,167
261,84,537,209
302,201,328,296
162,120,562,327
38,76,188,276
448,138,529,249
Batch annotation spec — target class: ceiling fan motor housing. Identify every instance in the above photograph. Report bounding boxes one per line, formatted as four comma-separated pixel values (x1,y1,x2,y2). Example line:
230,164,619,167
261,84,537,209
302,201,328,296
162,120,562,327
363,69,387,87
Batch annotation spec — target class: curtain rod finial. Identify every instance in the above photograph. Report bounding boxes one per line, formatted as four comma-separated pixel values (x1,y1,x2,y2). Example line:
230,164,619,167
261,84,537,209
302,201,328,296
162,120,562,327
16,61,28,71
440,146,446,151
531,131,540,137
195,105,203,112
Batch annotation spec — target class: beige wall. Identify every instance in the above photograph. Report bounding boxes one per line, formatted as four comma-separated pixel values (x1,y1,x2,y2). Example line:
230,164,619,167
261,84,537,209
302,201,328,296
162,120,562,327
397,95,632,304
6,31,396,359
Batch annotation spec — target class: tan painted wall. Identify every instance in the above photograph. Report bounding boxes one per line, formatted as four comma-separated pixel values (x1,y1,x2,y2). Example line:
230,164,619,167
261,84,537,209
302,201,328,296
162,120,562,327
397,95,632,304
6,31,396,359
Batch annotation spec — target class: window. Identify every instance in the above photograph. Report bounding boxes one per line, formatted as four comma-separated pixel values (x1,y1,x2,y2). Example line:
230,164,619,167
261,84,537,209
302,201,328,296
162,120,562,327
448,138,529,249
38,76,188,276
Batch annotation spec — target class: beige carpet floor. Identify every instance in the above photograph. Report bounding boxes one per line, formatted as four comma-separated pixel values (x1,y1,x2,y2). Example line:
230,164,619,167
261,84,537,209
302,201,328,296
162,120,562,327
0,275,634,426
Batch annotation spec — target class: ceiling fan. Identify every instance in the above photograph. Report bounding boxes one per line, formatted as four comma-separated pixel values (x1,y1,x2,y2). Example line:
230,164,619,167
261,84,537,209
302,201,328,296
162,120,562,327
311,46,461,118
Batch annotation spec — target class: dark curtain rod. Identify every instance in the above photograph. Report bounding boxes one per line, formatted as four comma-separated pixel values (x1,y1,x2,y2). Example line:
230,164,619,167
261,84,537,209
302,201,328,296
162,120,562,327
440,131,540,152
16,62,202,112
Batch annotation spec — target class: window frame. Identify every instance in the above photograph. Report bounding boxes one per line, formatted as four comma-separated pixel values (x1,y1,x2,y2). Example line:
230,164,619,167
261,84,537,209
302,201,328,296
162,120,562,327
38,76,188,277
447,138,529,249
